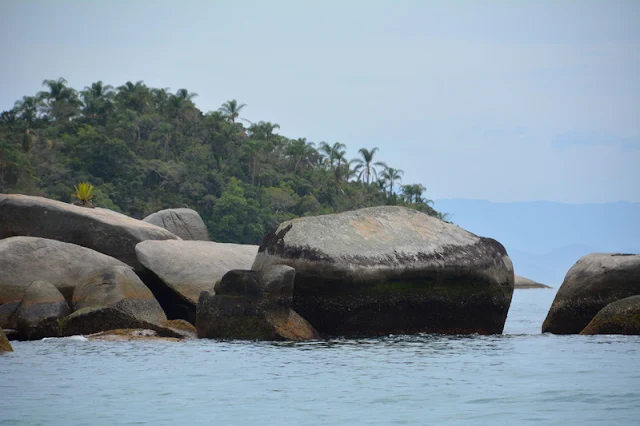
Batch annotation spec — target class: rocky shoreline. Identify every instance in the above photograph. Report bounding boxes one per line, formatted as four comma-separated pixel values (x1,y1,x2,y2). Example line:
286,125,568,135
1,193,638,348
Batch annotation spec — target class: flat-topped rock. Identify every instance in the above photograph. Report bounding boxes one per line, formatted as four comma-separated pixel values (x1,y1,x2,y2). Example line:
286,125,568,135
253,206,514,336
0,194,179,269
143,208,209,241
514,275,552,289
542,253,640,334
0,236,129,328
135,240,258,322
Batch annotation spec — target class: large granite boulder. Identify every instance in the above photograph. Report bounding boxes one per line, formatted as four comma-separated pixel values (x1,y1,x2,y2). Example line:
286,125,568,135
0,237,129,328
0,194,179,269
514,275,552,289
196,268,319,341
135,240,258,322
143,208,209,241
72,266,166,325
0,328,12,352
16,281,70,340
252,206,514,336
580,295,640,335
542,253,640,334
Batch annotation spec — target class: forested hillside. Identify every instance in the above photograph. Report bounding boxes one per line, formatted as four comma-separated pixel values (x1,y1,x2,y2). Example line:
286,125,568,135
0,78,444,243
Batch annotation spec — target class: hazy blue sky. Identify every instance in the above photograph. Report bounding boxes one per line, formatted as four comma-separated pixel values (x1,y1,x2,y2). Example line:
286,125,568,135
1,1,638,203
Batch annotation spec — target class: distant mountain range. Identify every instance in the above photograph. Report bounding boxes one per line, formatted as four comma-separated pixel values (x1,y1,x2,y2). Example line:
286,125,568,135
434,199,640,286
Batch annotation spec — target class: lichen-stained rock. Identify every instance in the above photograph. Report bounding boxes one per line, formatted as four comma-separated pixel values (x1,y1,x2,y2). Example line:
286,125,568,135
135,240,258,322
252,206,514,336
514,275,552,289
16,281,70,340
0,328,13,352
0,236,130,325
86,329,183,342
0,194,179,269
196,269,319,341
580,295,640,335
72,266,166,325
159,319,197,339
542,253,640,334
143,208,209,241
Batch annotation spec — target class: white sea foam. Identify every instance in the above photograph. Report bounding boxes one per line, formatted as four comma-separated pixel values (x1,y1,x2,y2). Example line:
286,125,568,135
41,335,88,342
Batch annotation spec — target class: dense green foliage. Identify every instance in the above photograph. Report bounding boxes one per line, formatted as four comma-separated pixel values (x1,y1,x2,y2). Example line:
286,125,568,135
0,78,447,243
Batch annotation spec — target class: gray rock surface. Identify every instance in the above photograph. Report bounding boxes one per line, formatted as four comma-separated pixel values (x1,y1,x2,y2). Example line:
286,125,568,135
0,236,129,328
542,253,640,334
135,240,258,322
253,206,514,336
143,208,209,241
514,275,552,289
0,194,179,269
579,295,640,335
16,281,70,340
72,266,166,325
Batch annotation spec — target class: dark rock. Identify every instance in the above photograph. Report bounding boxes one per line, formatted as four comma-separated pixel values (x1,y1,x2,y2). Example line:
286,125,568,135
0,194,179,269
253,206,514,336
196,289,319,341
580,295,640,335
0,328,12,352
214,270,263,301
258,265,295,306
16,281,70,340
61,307,181,338
542,253,640,334
143,208,209,241
72,266,166,325
514,275,552,289
135,240,258,322
0,236,130,327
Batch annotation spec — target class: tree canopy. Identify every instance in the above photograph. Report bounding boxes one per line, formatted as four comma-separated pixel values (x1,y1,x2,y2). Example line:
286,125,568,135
0,78,446,244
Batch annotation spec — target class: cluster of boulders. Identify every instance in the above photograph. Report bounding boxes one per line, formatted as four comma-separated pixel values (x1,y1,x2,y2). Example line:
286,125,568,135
542,253,640,335
0,194,520,344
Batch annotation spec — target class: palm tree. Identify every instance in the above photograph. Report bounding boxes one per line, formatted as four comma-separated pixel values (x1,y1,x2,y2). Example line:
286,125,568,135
81,81,115,122
243,139,265,184
38,77,81,121
13,96,41,126
351,147,387,184
285,138,317,176
381,167,404,197
116,81,151,113
401,183,428,204
219,99,246,123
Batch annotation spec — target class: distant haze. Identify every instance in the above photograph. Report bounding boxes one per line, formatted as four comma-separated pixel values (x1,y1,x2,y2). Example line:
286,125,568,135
1,1,639,203
436,199,640,285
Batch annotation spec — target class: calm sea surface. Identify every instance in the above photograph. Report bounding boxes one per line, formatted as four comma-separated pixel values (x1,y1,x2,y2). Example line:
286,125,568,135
2,289,639,425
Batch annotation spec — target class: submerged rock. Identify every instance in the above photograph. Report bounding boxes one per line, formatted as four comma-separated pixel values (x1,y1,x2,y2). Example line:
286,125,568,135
196,268,319,341
0,236,129,328
253,206,514,336
16,281,70,340
514,275,552,289
135,240,258,322
61,307,180,338
0,328,13,352
143,208,209,241
580,295,640,336
86,329,183,342
0,194,179,269
542,253,640,334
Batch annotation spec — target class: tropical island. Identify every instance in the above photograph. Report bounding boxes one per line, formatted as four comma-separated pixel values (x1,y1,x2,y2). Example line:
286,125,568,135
0,78,446,244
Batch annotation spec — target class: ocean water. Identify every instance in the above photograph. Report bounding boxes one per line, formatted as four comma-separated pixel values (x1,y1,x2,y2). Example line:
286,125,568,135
2,289,639,425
